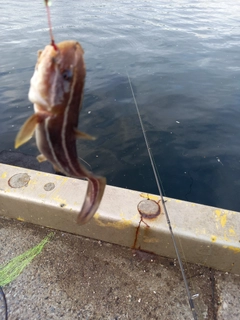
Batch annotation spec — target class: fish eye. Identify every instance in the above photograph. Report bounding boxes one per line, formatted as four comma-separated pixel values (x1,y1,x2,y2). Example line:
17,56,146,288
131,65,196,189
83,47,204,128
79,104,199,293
62,69,73,81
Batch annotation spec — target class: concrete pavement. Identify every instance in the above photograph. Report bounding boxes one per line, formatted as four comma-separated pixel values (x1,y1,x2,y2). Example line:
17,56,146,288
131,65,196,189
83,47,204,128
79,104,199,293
1,217,240,320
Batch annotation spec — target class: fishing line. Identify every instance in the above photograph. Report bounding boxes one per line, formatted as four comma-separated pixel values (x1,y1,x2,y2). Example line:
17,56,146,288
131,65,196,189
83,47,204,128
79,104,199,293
44,0,58,50
0,286,8,320
127,72,198,320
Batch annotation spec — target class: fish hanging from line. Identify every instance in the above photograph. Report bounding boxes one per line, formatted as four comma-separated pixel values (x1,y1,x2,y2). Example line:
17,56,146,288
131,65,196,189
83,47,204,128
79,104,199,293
15,40,106,225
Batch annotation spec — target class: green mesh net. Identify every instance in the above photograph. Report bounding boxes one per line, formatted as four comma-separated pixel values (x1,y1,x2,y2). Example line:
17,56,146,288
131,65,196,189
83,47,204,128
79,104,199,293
0,232,54,287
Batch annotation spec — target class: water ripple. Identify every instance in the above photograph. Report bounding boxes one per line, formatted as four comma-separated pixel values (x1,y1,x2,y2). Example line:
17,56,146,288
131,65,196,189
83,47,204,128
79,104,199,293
1,0,240,212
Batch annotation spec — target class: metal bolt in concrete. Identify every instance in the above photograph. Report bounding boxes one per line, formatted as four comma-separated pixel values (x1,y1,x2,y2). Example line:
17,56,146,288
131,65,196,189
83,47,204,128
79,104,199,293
137,199,160,219
8,173,30,188
44,183,55,191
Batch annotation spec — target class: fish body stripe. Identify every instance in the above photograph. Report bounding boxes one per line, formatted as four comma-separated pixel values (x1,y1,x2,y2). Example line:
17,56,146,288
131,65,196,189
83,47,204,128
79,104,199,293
44,118,65,173
61,68,79,176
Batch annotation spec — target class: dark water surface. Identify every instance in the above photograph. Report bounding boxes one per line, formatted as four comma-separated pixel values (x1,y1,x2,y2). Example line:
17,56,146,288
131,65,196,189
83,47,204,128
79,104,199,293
1,0,240,211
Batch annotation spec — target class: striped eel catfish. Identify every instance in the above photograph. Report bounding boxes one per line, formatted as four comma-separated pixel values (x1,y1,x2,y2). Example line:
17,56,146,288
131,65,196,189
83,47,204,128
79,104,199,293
15,41,106,224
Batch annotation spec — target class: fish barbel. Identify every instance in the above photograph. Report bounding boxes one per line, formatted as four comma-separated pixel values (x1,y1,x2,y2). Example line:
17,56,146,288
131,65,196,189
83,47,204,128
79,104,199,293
15,41,106,224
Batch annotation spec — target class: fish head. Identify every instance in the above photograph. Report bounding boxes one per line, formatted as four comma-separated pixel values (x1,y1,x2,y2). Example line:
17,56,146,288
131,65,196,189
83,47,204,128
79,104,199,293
28,40,85,114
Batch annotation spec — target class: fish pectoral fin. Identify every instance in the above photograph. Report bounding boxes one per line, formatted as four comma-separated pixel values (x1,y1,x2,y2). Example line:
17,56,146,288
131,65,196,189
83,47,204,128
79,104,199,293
15,113,41,149
37,154,47,163
37,50,42,58
74,129,96,140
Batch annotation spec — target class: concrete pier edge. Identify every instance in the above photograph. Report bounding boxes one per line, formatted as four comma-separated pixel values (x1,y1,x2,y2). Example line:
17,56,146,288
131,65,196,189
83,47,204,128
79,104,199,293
1,163,240,274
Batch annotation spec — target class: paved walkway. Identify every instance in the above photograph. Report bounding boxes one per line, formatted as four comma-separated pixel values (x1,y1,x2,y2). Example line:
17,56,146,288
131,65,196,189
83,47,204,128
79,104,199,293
0,217,240,320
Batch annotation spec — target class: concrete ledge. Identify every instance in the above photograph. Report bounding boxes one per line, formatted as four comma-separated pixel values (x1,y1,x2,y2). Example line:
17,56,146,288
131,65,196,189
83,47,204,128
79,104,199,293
0,163,240,274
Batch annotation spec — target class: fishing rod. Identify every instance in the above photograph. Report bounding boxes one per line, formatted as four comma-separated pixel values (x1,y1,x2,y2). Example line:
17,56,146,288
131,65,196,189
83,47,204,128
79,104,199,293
127,73,198,320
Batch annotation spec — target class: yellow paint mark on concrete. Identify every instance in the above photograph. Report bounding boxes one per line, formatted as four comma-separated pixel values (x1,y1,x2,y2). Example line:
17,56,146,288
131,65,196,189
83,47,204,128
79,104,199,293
221,214,227,227
128,190,138,194
38,194,46,199
55,175,65,181
95,218,132,229
131,213,140,221
28,179,37,186
223,244,240,253
53,195,67,204
143,236,159,243
215,209,221,217
42,173,50,177
120,212,139,221
211,235,217,242
1,172,7,179
224,232,229,242
94,213,132,229
229,228,235,235
228,246,240,254
120,212,126,219
140,193,159,201
195,228,206,235
94,212,100,219
214,209,227,228
17,217,25,221
175,199,182,203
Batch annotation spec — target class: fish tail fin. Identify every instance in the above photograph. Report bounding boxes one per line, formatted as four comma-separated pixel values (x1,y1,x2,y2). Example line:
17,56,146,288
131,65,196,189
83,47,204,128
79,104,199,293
76,175,106,225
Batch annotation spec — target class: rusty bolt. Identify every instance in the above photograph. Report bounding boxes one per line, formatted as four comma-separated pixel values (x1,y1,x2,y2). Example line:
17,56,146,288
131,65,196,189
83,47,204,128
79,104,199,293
8,173,30,188
137,199,160,219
